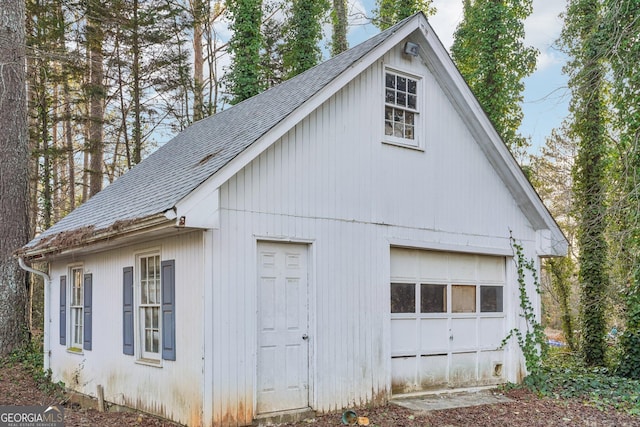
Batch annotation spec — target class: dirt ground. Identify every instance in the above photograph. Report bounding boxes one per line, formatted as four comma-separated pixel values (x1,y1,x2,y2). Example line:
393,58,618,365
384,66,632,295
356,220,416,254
1,360,639,427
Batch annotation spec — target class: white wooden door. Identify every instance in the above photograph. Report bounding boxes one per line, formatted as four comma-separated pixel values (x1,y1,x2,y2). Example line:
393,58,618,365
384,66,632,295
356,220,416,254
257,242,310,414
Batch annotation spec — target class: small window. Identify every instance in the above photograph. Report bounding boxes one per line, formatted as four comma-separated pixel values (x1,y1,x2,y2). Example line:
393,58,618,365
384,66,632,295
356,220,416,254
452,285,476,313
391,283,415,313
480,286,503,312
384,70,420,146
421,284,446,313
70,266,84,349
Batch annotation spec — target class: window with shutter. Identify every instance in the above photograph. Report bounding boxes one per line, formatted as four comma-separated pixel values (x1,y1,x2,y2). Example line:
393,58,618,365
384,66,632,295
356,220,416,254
69,266,84,351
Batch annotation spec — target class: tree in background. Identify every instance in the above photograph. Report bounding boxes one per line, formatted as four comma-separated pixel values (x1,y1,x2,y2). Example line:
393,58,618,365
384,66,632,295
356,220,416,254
373,0,435,30
86,0,106,197
561,0,609,367
0,0,30,354
331,0,348,56
225,0,264,104
283,0,329,78
451,0,537,154
529,125,578,351
602,0,640,378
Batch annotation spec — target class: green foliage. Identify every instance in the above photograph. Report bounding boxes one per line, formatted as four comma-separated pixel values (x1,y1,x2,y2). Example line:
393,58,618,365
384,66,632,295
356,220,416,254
5,335,65,396
617,267,640,378
373,0,435,30
451,0,537,153
282,0,330,79
225,0,265,104
600,0,640,380
501,235,548,386
560,0,610,368
515,348,640,415
547,256,577,351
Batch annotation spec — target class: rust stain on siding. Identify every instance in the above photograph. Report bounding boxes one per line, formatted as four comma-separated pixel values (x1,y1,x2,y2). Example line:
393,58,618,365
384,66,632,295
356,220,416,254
213,398,255,427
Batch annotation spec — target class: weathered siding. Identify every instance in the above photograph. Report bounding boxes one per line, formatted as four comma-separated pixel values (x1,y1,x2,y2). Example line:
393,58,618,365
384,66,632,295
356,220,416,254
48,230,205,426
210,41,538,424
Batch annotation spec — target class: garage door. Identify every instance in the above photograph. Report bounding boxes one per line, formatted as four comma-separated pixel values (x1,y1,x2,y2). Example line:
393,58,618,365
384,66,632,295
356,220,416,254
390,248,506,394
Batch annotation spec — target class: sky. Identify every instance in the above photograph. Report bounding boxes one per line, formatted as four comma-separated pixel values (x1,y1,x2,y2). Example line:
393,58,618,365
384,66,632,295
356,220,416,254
346,0,570,155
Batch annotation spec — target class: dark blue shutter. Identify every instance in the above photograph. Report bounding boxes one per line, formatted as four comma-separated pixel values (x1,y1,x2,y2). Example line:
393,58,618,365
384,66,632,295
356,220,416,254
83,273,92,350
59,276,66,345
161,260,176,361
123,266,134,355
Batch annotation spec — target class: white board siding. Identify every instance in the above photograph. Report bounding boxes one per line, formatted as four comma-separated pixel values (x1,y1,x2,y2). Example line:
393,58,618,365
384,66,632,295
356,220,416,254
211,42,540,423
48,230,205,426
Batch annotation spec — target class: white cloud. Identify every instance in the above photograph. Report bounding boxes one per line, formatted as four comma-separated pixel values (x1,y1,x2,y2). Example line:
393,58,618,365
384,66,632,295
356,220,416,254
525,0,567,71
428,0,464,49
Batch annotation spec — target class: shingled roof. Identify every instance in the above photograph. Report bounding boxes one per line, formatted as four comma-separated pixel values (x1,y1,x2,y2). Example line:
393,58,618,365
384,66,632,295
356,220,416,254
23,15,415,253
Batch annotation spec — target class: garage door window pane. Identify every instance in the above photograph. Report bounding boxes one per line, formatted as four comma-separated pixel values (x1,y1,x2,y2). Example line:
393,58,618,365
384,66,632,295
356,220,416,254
480,286,503,312
452,285,476,313
421,284,446,313
391,283,415,313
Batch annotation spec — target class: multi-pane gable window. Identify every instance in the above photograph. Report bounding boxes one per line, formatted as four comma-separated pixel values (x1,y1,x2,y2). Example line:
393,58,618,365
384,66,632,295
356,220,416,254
385,71,419,144
140,254,161,359
70,267,83,348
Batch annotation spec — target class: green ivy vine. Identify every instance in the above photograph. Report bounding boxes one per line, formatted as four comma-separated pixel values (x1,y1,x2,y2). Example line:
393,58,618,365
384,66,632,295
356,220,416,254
501,234,548,386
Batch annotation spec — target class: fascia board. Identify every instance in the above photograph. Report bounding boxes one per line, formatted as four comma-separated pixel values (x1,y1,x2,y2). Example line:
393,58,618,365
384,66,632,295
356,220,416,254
419,21,567,255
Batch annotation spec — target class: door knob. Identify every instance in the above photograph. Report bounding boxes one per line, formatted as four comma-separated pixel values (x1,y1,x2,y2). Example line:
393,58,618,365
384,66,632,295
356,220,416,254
302,334,309,340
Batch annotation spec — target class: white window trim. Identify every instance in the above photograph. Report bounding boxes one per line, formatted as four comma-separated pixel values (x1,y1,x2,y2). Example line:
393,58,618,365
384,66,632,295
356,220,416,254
382,67,424,150
135,248,163,365
67,264,84,354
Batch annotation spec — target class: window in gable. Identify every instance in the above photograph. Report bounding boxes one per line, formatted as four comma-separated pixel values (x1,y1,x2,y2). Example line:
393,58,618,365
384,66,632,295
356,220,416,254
384,70,420,147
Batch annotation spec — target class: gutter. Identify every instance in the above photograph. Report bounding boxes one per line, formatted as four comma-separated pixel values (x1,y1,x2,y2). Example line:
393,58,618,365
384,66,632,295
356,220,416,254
18,257,52,372
20,213,173,260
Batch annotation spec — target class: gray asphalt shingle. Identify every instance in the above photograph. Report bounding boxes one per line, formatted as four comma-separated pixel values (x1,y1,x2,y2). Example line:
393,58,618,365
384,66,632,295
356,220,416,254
26,17,409,249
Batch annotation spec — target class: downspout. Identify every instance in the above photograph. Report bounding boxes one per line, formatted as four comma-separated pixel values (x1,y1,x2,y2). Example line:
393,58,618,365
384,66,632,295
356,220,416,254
18,257,52,371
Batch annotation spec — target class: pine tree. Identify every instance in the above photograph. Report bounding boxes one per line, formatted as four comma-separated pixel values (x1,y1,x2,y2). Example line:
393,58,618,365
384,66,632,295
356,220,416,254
451,0,537,153
0,0,30,355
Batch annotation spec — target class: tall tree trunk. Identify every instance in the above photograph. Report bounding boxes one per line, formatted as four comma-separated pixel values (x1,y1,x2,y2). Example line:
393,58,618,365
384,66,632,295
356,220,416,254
192,0,205,122
87,0,104,197
0,0,30,354
39,64,52,229
562,0,609,367
131,0,142,165
64,80,75,211
331,0,348,56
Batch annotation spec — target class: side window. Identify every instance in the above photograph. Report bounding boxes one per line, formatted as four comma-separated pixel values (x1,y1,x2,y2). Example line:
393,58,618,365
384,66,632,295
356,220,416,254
62,266,92,352
384,69,420,147
69,266,84,350
139,254,161,360
134,253,176,362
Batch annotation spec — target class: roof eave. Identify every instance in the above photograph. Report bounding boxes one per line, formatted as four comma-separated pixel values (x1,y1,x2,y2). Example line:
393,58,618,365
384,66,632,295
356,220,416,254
18,213,175,261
